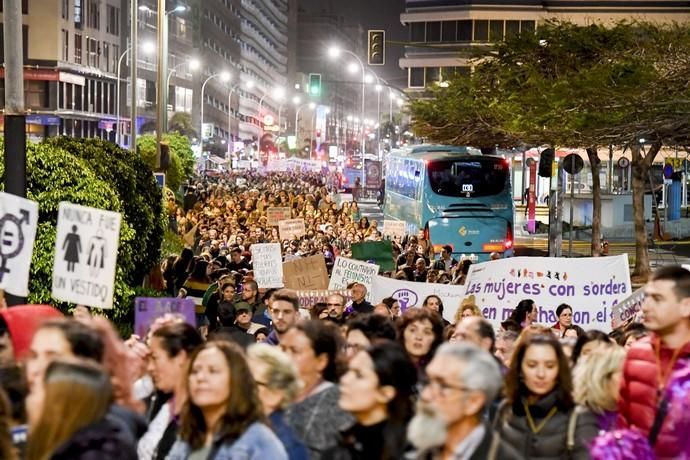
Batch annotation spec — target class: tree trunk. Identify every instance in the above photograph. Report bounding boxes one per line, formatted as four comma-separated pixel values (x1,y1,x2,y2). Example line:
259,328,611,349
631,141,662,282
586,147,602,256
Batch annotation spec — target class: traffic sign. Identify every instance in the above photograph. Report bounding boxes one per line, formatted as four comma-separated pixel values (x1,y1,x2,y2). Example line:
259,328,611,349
0,193,38,297
563,153,584,175
52,202,122,309
617,157,630,168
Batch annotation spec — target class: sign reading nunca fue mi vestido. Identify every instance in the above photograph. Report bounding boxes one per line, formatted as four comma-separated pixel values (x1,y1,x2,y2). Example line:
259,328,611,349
52,202,122,309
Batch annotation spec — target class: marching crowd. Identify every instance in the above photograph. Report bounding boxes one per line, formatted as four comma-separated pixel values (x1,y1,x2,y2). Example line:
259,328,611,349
0,170,686,460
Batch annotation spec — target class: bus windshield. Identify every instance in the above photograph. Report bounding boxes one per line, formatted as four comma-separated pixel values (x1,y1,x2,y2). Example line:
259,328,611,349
427,159,508,197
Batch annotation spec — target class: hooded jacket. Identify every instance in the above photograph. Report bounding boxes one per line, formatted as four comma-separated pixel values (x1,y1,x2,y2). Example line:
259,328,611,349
0,305,63,360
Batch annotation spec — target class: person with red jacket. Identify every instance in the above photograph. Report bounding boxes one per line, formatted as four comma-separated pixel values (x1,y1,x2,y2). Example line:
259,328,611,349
618,265,690,459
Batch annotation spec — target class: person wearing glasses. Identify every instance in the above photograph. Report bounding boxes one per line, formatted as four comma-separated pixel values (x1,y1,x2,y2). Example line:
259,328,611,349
344,314,397,361
407,342,520,460
551,303,575,337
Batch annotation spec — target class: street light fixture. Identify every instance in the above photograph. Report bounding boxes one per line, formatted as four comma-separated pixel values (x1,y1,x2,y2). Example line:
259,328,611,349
327,44,366,186
165,57,201,94
138,4,187,15
200,71,231,157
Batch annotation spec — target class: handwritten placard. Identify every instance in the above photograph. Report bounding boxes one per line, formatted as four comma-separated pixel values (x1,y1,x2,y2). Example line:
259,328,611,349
283,255,329,290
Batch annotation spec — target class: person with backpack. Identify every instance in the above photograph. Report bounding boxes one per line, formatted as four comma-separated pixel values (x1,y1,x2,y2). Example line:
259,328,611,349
495,333,591,459
617,265,690,459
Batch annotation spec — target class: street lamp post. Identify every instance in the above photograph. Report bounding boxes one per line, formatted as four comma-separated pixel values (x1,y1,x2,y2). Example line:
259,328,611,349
295,102,315,155
200,72,231,160
116,42,154,146
329,46,366,187
165,58,200,94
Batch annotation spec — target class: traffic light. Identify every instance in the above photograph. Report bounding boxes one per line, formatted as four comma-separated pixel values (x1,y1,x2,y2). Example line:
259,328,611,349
315,129,322,138
538,148,555,178
368,30,386,66
308,73,321,96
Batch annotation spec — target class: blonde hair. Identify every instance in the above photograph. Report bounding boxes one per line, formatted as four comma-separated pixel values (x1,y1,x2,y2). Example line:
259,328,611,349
247,344,303,409
573,346,626,413
453,303,482,324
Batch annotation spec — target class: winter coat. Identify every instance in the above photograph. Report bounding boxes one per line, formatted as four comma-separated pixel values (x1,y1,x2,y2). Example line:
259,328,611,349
618,335,690,459
411,422,522,460
166,421,287,460
50,417,137,460
495,392,590,460
286,383,355,460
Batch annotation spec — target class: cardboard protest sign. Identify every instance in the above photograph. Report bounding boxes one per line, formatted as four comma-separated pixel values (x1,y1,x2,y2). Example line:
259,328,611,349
461,255,631,331
134,297,196,337
278,219,306,241
52,203,122,309
283,255,329,290
251,243,284,288
329,257,379,301
351,241,395,272
266,207,291,226
612,286,645,329
0,193,39,297
383,220,406,239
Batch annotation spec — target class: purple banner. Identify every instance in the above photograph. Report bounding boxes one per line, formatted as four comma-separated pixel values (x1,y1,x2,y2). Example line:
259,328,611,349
134,297,196,337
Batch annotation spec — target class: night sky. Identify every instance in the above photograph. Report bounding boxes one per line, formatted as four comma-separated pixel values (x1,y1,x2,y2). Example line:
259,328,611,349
299,0,408,89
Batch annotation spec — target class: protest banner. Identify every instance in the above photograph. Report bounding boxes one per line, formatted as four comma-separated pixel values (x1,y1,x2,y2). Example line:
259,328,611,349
383,220,406,239
371,276,469,322
52,202,122,309
134,297,196,337
296,289,351,309
351,241,395,272
278,219,306,241
329,257,380,301
461,255,631,331
0,193,39,297
267,159,289,172
251,243,284,288
612,286,645,329
283,255,329,290
266,207,291,226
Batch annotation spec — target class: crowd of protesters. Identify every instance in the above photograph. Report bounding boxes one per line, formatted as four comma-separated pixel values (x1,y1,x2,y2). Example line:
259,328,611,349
0,170,686,460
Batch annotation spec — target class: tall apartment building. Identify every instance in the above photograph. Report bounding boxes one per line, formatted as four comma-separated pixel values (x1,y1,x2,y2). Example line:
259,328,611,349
0,0,127,141
0,0,294,149
400,0,690,91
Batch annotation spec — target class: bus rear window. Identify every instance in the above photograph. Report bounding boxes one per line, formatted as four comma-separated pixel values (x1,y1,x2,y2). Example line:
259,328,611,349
428,159,508,197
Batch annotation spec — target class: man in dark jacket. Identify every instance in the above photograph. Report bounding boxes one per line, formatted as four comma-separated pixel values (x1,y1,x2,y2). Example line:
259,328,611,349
408,342,520,460
349,283,373,315
618,265,690,459
210,301,254,349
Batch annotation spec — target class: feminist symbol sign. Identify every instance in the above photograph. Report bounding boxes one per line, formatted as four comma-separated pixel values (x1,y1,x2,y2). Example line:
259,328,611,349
0,193,38,297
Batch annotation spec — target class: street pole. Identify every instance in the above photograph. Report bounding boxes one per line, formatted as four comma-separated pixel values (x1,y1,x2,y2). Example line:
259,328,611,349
155,0,167,168
568,155,575,257
3,0,26,305
115,47,131,146
376,88,381,159
130,0,138,152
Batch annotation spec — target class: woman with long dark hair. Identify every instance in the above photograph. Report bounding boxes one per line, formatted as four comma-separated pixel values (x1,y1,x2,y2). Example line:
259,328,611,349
397,309,444,376
501,299,538,332
495,333,590,459
326,341,417,460
167,341,287,459
281,321,354,459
